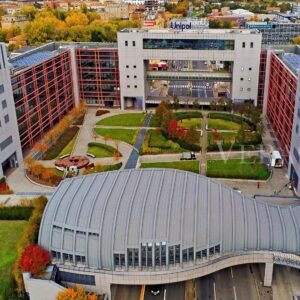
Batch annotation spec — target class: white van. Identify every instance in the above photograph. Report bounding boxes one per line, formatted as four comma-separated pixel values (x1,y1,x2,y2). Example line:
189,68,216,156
271,151,284,168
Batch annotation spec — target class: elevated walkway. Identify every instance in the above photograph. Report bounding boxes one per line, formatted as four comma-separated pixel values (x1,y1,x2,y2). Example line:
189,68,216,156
146,70,232,81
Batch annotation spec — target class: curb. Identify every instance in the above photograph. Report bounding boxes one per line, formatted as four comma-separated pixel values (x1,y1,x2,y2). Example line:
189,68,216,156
24,170,56,190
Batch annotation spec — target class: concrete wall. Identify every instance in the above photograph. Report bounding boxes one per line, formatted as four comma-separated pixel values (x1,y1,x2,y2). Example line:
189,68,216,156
0,43,22,178
117,29,262,109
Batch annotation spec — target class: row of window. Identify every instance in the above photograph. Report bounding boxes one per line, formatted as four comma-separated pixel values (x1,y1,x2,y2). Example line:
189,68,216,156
51,251,86,265
0,136,13,151
125,40,136,47
242,42,254,48
59,271,95,286
114,243,221,268
127,85,138,88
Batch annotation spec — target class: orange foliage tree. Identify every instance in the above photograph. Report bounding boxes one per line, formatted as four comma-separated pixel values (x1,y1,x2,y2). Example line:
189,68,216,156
56,285,98,300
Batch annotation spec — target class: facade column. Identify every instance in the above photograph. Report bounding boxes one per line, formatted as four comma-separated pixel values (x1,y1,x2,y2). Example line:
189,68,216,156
68,46,80,108
264,261,273,287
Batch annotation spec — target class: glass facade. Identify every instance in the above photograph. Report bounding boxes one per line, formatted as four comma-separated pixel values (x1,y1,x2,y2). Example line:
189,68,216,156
143,39,234,50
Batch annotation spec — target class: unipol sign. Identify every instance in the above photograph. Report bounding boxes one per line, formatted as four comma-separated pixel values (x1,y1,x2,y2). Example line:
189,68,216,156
170,21,192,30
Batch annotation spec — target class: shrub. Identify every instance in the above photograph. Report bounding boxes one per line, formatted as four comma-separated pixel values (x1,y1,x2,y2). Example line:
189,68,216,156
0,177,5,185
43,126,79,160
57,285,98,300
173,138,201,152
0,206,33,220
72,113,85,125
96,109,110,116
12,196,47,295
175,111,202,120
20,244,50,276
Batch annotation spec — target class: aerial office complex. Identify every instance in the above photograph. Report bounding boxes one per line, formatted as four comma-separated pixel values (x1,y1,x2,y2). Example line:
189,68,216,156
21,169,300,299
1,27,300,190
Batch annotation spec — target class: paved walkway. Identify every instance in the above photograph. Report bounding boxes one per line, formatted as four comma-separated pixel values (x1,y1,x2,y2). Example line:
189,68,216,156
200,112,208,175
124,112,152,169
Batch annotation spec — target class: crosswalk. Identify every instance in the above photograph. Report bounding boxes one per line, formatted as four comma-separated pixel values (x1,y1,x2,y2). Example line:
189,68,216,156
169,85,211,89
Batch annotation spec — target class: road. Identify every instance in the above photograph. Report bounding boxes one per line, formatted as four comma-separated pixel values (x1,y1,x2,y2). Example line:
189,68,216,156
144,282,185,300
124,112,152,169
112,285,140,300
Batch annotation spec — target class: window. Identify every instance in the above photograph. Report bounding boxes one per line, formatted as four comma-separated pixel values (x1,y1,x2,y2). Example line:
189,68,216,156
134,75,137,78
0,84,4,94
51,251,61,260
133,65,136,68
59,271,95,286
250,42,254,48
296,124,299,134
169,246,174,264
240,78,244,81
126,75,130,78
215,244,220,254
63,253,73,263
175,244,180,263
249,67,252,71
182,249,188,262
201,249,207,258
242,42,246,48
2,100,7,109
127,248,139,267
127,85,130,88
294,147,300,163
126,65,129,68
134,85,137,88
133,41,136,46
209,247,214,256
125,41,128,46
0,136,12,151
4,114,9,124
247,88,251,91
188,247,194,261
75,255,86,265
196,250,201,259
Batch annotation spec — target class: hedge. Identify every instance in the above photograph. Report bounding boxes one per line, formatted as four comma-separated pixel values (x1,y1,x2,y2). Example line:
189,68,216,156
207,143,261,152
43,126,79,160
11,197,48,296
207,112,253,127
72,114,85,125
96,109,110,116
0,207,33,220
173,137,201,152
0,177,5,185
87,142,117,153
175,111,202,120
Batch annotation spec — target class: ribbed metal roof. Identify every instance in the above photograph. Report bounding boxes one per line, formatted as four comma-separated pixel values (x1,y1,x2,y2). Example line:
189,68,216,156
38,169,300,271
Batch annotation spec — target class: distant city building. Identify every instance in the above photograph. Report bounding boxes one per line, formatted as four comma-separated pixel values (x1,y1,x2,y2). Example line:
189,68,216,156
246,21,300,45
0,44,22,178
1,15,29,30
105,1,129,19
230,9,254,20
292,2,300,15
169,18,209,30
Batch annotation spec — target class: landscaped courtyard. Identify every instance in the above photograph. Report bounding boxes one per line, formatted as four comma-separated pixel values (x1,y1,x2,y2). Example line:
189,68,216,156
87,142,120,158
94,128,138,145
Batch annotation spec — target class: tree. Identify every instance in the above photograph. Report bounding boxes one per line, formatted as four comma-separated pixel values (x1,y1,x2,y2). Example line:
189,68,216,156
256,121,266,137
211,129,222,143
65,11,89,27
184,126,198,144
225,99,233,112
173,95,180,110
18,5,37,21
168,119,178,138
236,123,247,143
20,244,50,276
113,151,121,161
57,285,97,300
161,110,174,134
155,100,172,127
34,142,48,155
209,100,217,111
193,99,200,110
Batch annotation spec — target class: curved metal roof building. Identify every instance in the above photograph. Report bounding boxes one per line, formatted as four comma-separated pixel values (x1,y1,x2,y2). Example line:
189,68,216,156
39,168,300,273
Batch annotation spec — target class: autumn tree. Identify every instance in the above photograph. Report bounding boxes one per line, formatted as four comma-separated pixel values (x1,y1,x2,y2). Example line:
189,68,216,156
168,119,178,138
184,126,198,144
20,244,50,276
173,95,180,110
57,285,97,300
65,11,89,27
154,100,172,127
104,133,110,145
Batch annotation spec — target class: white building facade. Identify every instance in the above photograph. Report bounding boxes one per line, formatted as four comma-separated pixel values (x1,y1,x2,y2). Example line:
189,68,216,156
0,43,22,178
117,28,262,110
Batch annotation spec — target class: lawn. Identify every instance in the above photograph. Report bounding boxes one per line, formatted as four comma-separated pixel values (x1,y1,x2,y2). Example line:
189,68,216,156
179,118,202,129
82,162,122,175
0,220,27,300
87,142,119,158
94,128,138,145
140,161,199,174
141,130,185,154
207,119,240,131
206,158,270,180
97,113,146,127
57,132,78,158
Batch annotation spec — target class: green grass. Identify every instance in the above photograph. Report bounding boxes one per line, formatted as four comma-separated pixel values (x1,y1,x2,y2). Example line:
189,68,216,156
206,158,270,180
179,118,202,129
207,119,240,131
207,132,237,144
57,132,78,158
83,162,122,175
94,128,138,145
87,142,119,158
140,161,199,174
97,113,146,127
0,221,27,300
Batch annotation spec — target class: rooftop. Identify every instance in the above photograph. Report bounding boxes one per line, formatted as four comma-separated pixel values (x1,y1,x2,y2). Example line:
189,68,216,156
281,53,300,75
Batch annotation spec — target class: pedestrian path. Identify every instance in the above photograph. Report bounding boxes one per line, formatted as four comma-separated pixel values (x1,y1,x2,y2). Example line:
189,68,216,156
124,112,152,169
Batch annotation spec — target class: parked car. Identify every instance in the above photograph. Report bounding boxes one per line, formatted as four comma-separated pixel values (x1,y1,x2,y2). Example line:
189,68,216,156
150,285,163,296
180,152,196,160
271,151,284,168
